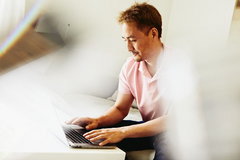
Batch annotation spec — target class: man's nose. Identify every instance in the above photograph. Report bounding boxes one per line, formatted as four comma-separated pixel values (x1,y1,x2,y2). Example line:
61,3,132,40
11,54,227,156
127,41,134,52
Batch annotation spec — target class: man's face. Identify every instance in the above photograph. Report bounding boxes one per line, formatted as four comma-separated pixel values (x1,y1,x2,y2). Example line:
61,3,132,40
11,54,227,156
121,22,153,62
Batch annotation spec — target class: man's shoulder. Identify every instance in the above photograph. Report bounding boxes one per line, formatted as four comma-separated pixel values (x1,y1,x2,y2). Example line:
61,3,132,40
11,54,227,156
164,44,185,56
163,44,191,66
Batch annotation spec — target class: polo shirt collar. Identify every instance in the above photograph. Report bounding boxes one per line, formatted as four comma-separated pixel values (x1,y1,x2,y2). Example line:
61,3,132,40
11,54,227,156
138,60,162,82
139,61,152,79
138,44,167,81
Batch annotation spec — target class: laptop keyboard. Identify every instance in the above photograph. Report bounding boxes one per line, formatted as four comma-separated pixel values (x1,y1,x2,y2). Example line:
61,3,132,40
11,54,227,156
62,126,93,144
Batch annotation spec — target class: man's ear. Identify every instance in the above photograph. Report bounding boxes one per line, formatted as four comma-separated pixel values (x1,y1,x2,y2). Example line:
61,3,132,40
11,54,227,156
150,27,159,40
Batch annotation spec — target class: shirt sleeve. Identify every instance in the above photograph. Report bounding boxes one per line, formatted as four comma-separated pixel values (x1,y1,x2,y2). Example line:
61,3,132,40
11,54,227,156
118,61,131,95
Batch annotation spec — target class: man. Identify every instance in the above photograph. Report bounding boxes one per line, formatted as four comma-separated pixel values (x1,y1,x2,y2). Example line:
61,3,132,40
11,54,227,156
66,2,170,160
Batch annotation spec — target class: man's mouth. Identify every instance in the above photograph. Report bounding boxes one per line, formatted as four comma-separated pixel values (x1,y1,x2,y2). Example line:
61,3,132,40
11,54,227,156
131,51,139,56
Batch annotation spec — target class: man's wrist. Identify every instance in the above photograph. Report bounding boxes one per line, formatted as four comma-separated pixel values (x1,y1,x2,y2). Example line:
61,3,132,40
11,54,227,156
121,126,131,139
95,116,104,128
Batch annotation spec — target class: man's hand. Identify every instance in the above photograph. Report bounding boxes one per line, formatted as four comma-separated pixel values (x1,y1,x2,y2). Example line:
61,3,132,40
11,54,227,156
65,117,98,130
84,128,125,146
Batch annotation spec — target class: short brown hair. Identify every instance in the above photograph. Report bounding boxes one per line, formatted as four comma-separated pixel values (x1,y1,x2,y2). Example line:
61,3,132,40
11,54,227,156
118,2,162,38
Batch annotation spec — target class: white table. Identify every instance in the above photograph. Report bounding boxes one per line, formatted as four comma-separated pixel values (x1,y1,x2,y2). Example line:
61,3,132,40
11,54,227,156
0,127,125,160
0,96,125,160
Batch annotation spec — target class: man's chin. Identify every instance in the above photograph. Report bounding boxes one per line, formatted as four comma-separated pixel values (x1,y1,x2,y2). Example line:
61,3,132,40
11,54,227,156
133,56,142,62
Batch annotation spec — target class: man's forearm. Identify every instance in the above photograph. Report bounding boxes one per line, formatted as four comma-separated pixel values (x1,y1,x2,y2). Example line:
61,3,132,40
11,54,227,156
96,106,129,128
122,115,167,138
95,92,133,128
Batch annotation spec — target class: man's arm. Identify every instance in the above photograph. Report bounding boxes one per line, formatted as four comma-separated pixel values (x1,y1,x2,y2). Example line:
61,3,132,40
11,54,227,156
84,115,167,146
121,115,167,138
96,92,134,128
66,92,134,130
67,92,167,146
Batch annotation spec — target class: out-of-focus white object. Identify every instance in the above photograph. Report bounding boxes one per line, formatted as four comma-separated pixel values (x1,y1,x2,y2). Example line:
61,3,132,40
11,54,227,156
0,0,26,41
157,47,209,160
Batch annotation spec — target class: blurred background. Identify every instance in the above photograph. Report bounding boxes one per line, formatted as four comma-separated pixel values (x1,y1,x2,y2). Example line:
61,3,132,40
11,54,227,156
0,0,239,160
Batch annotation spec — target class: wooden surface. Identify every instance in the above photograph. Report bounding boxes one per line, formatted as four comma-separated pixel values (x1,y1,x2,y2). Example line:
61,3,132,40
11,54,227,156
0,29,64,75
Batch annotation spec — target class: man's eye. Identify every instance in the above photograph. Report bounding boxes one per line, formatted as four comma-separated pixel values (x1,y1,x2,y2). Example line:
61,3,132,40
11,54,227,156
130,40,136,42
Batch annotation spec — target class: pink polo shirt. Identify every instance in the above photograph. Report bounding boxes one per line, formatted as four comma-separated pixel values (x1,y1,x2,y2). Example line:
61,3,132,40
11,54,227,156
118,45,175,121
119,57,164,121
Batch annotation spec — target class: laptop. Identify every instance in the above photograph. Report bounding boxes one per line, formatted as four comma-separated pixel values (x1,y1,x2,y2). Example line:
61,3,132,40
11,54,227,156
51,103,116,149
60,124,116,149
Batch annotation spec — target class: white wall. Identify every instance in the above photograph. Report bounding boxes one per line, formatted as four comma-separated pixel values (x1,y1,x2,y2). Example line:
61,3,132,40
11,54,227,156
166,0,235,46
0,0,25,43
25,0,36,15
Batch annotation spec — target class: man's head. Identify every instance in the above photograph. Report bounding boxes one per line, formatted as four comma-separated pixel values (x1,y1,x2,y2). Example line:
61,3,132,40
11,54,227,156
118,2,163,62
118,2,162,39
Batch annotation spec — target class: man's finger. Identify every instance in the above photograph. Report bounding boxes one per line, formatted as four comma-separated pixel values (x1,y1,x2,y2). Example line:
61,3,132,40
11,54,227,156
85,123,97,130
90,135,106,143
84,129,101,137
72,118,88,126
65,117,78,124
84,131,103,139
99,139,109,146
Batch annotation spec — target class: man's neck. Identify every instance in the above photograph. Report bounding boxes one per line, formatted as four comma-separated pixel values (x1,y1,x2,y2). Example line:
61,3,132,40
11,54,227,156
145,42,163,77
